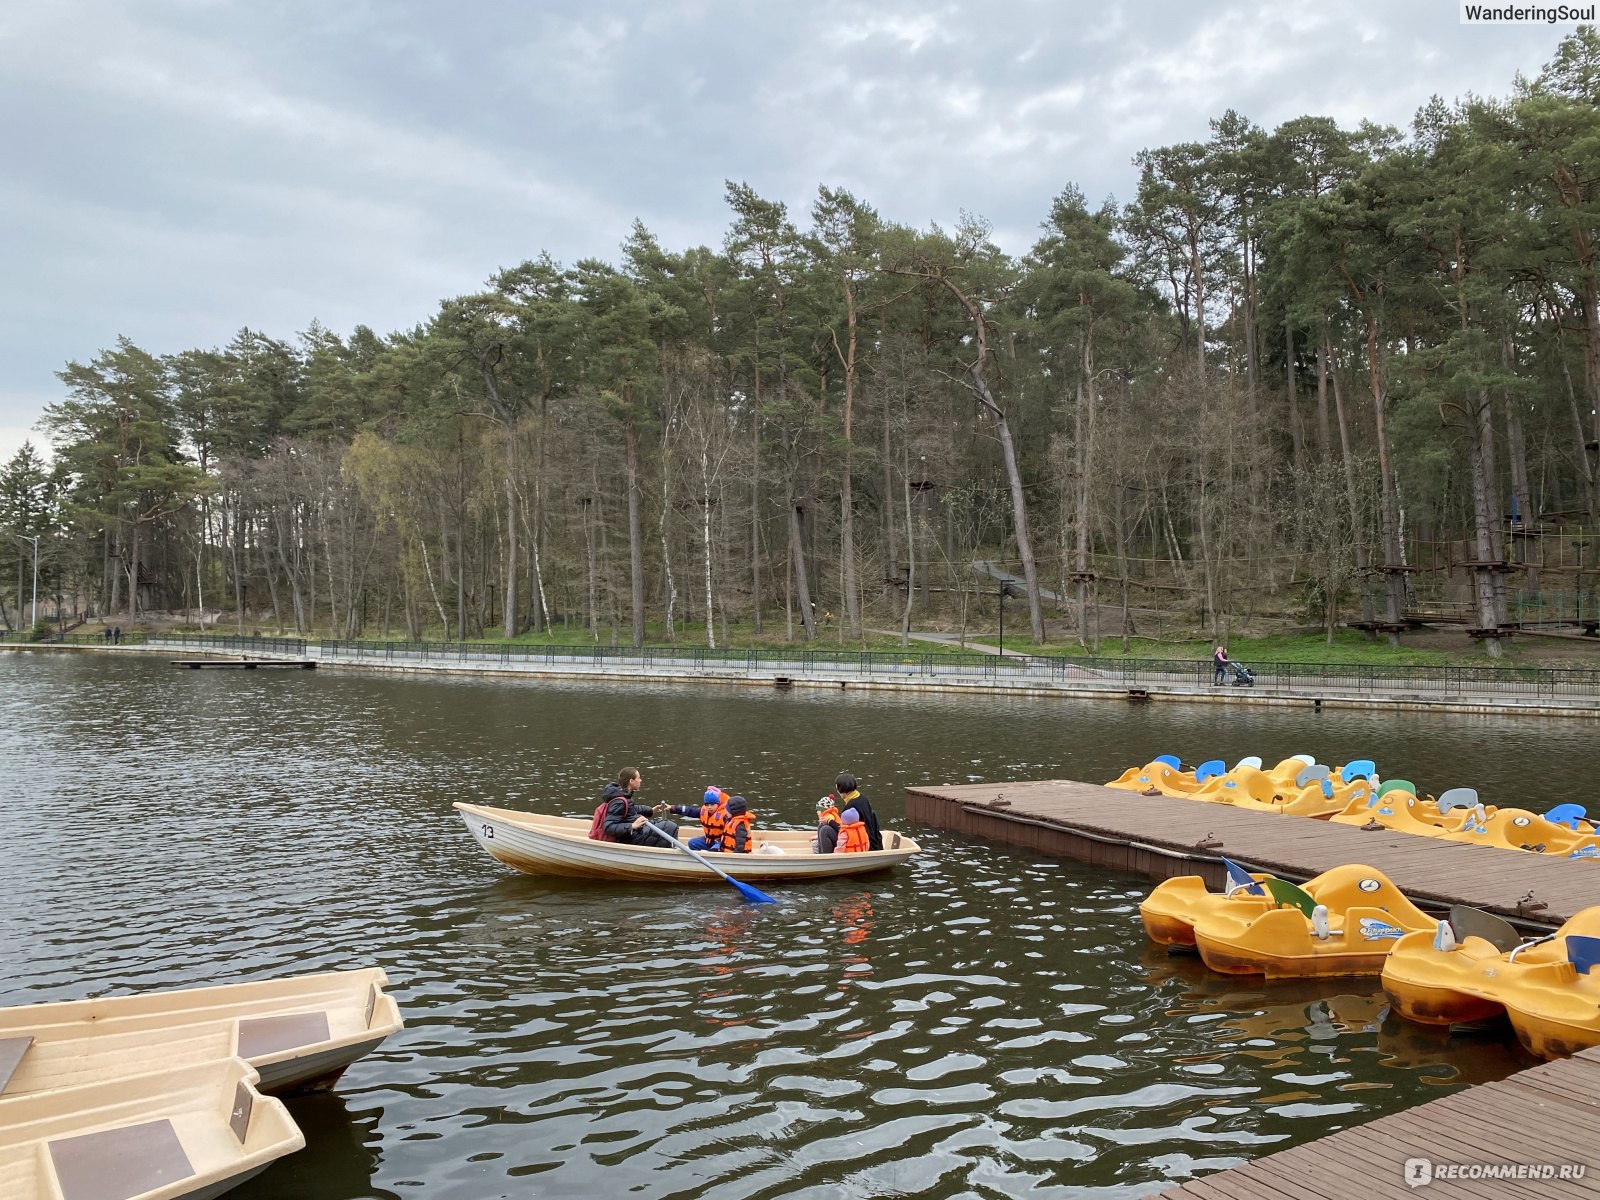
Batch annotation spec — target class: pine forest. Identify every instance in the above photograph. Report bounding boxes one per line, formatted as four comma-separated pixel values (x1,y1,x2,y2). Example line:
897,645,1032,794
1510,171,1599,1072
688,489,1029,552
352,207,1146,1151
7,31,1600,659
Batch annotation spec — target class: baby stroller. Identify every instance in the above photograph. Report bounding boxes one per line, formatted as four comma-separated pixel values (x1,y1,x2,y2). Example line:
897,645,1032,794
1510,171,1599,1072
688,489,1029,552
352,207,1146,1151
1229,661,1256,687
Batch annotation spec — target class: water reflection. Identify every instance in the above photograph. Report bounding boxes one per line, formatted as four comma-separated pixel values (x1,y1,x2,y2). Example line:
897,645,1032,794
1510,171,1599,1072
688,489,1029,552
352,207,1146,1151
1140,944,1532,1088
231,1091,394,1200
0,652,1575,1199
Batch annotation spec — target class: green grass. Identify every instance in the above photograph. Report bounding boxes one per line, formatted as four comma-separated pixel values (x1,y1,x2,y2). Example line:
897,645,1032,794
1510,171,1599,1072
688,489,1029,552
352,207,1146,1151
193,616,1600,670
967,629,1502,666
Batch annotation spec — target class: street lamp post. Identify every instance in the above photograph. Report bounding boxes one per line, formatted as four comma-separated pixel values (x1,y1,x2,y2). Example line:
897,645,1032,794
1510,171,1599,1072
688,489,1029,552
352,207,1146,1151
992,576,1004,659
997,578,1020,657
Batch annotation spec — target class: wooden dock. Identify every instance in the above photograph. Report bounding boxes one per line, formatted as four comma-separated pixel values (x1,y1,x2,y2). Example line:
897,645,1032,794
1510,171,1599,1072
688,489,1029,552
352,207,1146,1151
905,780,1600,928
170,658,317,670
1156,1046,1600,1197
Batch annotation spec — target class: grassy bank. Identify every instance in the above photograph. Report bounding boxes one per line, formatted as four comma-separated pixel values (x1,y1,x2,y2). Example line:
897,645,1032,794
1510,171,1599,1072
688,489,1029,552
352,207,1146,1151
86,615,1600,669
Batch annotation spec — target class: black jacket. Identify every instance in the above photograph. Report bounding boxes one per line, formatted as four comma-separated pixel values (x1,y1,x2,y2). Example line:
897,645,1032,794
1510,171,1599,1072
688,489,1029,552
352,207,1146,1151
600,783,650,842
837,791,883,851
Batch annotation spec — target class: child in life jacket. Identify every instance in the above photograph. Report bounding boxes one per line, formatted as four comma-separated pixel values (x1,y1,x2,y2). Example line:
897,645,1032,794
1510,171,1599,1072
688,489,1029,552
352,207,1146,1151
813,795,842,854
662,787,728,851
837,807,870,853
719,795,755,853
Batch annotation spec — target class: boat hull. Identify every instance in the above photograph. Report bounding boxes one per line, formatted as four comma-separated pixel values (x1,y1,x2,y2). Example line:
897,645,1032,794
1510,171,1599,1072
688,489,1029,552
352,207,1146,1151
0,1058,303,1200
455,803,921,883
0,969,403,1100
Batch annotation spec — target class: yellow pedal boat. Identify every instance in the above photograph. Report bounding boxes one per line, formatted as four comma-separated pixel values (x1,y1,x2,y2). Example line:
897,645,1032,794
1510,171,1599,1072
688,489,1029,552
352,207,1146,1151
1382,907,1600,1058
1440,808,1600,857
1329,790,1484,838
1188,865,1434,979
1139,862,1275,948
1107,759,1211,797
1111,757,1364,819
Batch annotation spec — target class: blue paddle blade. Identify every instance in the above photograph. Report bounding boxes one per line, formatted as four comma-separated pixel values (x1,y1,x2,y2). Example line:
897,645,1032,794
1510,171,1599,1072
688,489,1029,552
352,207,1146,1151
644,819,778,903
731,877,778,905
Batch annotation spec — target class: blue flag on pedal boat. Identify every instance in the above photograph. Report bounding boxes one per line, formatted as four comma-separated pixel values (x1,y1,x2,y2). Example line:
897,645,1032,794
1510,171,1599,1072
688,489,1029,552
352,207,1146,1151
1222,856,1265,896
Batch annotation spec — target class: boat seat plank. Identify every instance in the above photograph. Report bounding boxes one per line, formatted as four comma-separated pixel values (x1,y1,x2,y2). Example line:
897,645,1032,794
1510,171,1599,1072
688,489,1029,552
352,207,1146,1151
0,1037,32,1095
48,1118,194,1200
236,1010,330,1059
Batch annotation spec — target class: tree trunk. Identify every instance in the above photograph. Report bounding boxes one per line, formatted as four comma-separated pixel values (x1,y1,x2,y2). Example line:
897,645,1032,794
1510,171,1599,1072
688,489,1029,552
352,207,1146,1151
789,501,816,640
502,434,518,639
1315,330,1332,458
659,427,677,643
941,277,1045,642
1582,267,1600,455
625,408,644,647
1329,362,1376,629
900,447,915,646
701,443,716,649
1074,341,1096,648
1502,335,1532,569
582,499,598,639
1365,317,1408,643
839,292,861,640
750,366,763,635
883,401,897,579
1242,230,1258,393
1467,384,1506,657
1285,322,1305,473
1560,353,1598,523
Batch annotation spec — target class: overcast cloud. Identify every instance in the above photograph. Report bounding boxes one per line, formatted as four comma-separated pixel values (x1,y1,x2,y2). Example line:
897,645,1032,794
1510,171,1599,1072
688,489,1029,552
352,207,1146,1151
0,0,1576,464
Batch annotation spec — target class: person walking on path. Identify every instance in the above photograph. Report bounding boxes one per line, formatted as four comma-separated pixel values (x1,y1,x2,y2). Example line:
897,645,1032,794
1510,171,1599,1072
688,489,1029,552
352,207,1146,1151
1212,644,1229,685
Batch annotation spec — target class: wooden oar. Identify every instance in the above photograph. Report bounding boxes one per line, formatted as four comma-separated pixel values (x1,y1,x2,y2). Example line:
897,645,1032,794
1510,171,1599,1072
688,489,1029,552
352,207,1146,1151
642,820,777,904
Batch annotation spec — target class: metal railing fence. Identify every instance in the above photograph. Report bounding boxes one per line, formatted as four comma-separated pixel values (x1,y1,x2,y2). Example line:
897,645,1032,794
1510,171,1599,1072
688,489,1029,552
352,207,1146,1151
298,638,1600,698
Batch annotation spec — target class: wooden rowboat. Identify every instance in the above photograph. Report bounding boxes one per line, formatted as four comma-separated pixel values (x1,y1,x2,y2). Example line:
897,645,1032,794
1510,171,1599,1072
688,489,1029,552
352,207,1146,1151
454,803,922,883
0,968,402,1099
0,1057,303,1200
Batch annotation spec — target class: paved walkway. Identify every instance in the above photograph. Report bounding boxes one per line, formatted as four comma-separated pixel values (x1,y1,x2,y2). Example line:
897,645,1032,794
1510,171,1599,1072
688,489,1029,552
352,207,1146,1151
868,629,1005,655
81,639,1600,717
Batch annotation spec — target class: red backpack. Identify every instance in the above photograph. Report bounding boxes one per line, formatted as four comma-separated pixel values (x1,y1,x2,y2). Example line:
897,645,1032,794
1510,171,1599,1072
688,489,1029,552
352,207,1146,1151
589,796,614,841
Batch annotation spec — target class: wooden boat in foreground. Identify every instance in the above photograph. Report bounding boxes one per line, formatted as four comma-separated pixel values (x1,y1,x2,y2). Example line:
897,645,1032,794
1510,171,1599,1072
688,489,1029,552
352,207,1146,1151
0,968,403,1099
455,803,921,883
0,1057,302,1200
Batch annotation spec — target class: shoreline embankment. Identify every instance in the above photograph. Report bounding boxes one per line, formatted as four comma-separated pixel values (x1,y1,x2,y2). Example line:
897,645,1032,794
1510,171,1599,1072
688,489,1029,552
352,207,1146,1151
8,636,1599,719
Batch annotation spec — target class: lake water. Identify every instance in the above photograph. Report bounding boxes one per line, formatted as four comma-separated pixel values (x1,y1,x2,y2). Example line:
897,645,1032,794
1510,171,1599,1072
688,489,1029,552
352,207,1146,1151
2,651,1586,1199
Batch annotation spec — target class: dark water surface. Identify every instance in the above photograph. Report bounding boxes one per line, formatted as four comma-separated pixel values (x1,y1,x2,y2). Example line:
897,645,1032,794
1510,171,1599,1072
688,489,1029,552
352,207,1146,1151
2,651,1586,1199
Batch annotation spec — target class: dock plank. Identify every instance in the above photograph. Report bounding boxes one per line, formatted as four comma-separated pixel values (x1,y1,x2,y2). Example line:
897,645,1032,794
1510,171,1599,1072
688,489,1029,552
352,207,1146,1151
907,779,1598,925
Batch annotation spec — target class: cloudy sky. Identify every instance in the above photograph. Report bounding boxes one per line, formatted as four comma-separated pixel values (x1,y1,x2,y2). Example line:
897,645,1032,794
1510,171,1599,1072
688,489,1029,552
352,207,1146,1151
0,1,1577,465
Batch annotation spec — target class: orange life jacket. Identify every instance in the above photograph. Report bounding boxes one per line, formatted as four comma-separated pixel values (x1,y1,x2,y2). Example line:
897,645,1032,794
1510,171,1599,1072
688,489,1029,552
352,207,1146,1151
817,805,840,826
721,811,754,853
700,799,728,844
839,821,869,853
